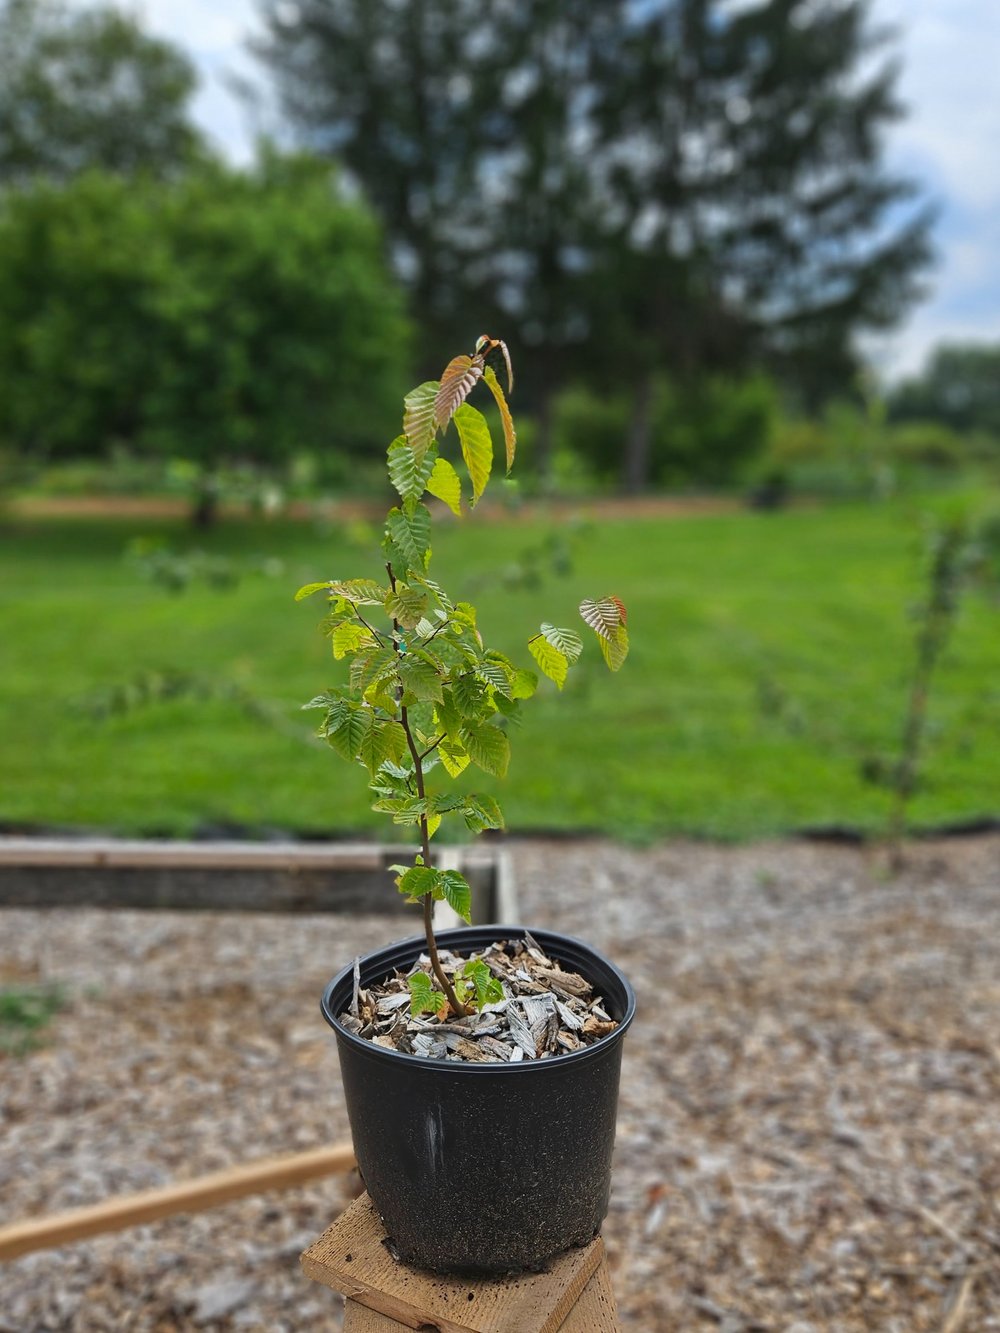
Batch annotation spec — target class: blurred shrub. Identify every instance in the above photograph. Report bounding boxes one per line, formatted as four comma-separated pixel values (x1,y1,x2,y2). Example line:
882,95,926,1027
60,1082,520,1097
756,401,995,500
0,152,411,511
538,372,776,490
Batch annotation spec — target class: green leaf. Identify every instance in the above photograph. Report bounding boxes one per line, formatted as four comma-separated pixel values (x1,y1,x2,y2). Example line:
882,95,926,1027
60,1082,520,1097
509,668,538,700
295,581,332,601
477,651,514,692
358,716,407,775
384,584,428,630
461,794,505,833
403,381,439,463
462,723,510,778
598,623,630,672
426,456,463,516
388,435,436,503
438,738,470,777
451,673,489,719
398,654,444,703
482,365,516,473
324,703,369,761
462,958,504,1009
352,648,398,695
385,505,431,574
452,402,493,504
436,869,472,923
302,692,337,711
332,621,374,660
408,971,447,1018
540,623,582,664
528,635,568,689
327,579,387,606
395,863,439,901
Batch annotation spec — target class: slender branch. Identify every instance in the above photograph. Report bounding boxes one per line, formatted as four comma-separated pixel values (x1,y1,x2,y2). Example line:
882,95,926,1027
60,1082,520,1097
387,561,467,1015
352,607,386,648
418,734,444,761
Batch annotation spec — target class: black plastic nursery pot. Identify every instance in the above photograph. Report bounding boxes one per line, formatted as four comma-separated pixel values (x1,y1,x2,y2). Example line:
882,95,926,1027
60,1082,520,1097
321,924,636,1275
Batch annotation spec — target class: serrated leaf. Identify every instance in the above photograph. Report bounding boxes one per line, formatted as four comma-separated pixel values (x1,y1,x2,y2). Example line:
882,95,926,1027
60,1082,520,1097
462,723,510,778
358,715,407,775
453,402,493,504
328,579,387,606
462,794,505,833
388,435,436,503
426,456,463,516
509,668,538,700
579,596,628,639
408,971,447,1018
540,623,582,664
384,584,428,630
395,863,439,900
351,647,398,695
528,635,568,689
482,365,516,473
397,654,444,703
324,703,369,760
436,869,472,923
302,691,337,711
477,651,514,692
332,621,374,659
385,505,431,574
295,581,333,601
438,738,470,778
598,623,630,672
403,381,439,463
462,958,504,1009
451,673,488,718
434,355,483,429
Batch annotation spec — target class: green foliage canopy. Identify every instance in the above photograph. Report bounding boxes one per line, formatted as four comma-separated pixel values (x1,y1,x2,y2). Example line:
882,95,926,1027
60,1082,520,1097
0,155,411,470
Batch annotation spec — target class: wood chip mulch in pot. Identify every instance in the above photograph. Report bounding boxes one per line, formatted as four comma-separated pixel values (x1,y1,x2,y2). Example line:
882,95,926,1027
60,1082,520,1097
339,933,617,1061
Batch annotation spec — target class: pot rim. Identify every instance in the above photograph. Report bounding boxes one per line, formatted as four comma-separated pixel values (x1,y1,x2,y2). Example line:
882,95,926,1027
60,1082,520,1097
321,923,636,1074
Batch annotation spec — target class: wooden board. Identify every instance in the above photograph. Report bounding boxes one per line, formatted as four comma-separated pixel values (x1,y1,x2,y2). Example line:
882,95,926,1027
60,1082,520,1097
301,1194,605,1333
0,1143,355,1261
0,838,507,916
342,1260,620,1332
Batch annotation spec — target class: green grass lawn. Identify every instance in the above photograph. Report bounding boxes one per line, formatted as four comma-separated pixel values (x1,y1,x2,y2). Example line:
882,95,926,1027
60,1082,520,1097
2,495,998,841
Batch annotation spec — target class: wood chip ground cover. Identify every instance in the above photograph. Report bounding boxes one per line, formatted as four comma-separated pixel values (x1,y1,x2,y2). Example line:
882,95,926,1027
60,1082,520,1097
1,835,999,1330
341,936,617,1061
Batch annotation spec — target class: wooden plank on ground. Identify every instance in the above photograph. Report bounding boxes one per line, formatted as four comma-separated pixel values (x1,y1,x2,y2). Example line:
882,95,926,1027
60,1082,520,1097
300,1193,604,1333
0,1143,356,1262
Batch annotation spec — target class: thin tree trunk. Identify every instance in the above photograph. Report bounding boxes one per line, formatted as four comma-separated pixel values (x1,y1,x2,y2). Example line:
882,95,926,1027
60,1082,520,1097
533,389,555,490
622,371,654,494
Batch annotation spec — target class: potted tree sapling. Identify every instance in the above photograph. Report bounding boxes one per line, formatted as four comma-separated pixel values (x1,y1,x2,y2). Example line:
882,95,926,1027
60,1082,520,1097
297,336,635,1274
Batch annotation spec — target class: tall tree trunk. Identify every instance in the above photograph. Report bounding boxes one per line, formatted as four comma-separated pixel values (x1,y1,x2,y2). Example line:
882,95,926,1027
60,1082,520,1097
622,371,654,494
533,388,555,490
191,471,219,529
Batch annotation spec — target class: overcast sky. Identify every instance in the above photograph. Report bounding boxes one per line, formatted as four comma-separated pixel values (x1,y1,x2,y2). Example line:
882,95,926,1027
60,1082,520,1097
94,0,1000,381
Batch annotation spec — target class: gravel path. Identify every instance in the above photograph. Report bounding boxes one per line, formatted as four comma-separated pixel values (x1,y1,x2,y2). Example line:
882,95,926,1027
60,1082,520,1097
2,835,999,1331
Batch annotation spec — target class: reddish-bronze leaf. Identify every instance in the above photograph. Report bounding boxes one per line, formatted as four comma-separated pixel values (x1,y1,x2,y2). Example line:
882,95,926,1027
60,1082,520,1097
579,596,628,640
434,355,482,429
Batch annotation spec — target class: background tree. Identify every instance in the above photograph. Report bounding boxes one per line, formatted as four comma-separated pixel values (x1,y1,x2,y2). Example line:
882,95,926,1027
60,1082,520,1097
0,0,203,183
0,155,411,521
255,0,932,489
889,343,1000,438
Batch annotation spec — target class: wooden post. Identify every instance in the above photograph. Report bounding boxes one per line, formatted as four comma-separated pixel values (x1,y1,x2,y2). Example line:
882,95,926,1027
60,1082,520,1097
300,1194,621,1333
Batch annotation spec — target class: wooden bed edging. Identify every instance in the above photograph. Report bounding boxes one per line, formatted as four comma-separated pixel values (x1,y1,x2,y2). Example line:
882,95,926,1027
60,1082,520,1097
0,1142,356,1262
